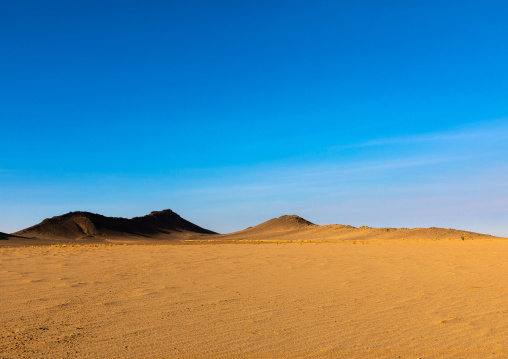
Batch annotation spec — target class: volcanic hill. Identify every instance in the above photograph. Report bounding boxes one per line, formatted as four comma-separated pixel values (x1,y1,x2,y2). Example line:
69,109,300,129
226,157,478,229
13,209,216,240
0,232,11,240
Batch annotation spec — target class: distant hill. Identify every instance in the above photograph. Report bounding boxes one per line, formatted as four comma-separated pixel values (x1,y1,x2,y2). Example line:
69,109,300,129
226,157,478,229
13,209,216,240
0,232,29,241
6,211,503,244
240,215,315,232
311,224,499,241
215,215,501,242
215,215,316,241
0,232,11,240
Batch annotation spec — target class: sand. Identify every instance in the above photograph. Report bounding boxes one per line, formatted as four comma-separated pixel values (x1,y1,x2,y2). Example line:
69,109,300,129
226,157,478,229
2,239,508,358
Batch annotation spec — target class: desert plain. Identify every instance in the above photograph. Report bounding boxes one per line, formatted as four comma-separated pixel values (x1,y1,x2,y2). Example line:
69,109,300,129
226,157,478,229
1,211,508,358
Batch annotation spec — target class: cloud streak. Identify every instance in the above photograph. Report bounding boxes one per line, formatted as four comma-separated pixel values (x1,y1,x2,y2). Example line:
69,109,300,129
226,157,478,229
335,118,508,149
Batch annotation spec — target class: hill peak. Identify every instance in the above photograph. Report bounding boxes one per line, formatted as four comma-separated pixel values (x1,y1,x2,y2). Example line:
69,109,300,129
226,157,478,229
236,214,315,234
272,215,315,226
274,214,314,225
143,209,178,218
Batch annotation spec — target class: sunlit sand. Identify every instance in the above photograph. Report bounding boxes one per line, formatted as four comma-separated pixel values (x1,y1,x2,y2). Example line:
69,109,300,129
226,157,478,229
2,237,508,358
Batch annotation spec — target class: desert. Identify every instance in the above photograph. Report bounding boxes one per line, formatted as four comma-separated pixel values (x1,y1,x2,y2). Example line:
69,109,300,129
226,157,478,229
4,1,508,358
2,210,508,358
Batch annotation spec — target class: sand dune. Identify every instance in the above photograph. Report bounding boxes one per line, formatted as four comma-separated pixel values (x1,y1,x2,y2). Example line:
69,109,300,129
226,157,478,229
213,215,317,240
13,209,216,240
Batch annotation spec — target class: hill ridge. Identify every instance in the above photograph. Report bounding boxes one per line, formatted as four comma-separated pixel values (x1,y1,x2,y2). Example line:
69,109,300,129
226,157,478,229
14,209,216,240
216,214,501,241
5,211,504,242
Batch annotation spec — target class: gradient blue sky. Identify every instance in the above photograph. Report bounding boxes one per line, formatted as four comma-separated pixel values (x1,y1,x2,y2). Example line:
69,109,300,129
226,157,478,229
2,1,508,235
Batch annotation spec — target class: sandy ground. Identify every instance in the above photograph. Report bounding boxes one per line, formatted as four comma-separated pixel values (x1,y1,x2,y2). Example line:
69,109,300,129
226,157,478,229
2,240,508,358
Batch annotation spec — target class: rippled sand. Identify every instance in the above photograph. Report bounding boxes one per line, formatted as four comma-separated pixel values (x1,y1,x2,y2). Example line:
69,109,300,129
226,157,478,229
2,240,508,358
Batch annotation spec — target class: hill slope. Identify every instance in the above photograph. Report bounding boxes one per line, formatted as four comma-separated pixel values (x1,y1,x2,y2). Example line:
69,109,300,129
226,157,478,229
243,215,315,232
13,209,216,240
217,215,502,241
0,232,11,240
216,215,316,241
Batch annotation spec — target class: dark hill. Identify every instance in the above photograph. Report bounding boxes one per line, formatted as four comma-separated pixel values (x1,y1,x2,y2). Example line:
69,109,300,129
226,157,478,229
13,209,216,240
0,232,29,241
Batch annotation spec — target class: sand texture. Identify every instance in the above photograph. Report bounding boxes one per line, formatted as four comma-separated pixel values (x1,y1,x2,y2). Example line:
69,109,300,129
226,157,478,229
2,239,508,358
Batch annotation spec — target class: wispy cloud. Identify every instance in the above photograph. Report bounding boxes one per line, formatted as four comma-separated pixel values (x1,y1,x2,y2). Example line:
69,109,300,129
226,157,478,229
337,118,508,149
279,155,479,181
171,153,481,204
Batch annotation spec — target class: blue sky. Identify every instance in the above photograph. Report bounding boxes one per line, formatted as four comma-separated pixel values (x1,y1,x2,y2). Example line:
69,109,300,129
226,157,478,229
1,1,508,235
